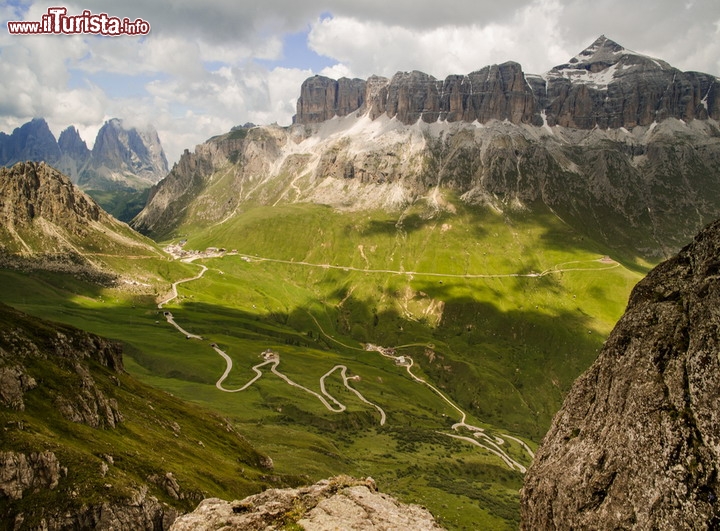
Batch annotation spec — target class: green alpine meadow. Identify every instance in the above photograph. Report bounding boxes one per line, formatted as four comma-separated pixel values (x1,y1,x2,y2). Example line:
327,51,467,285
2,33,720,530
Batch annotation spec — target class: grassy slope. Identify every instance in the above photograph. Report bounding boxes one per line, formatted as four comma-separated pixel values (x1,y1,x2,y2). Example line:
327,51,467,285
0,197,644,529
0,304,294,530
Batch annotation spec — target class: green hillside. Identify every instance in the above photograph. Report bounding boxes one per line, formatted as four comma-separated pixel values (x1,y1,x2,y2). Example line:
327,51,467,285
0,303,295,530
0,194,644,529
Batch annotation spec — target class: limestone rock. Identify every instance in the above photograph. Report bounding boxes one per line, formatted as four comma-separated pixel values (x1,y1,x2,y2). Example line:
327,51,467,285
170,476,443,531
0,118,61,167
0,303,125,428
81,118,168,191
0,117,168,193
520,218,720,529
294,36,719,129
296,76,366,123
0,451,61,500
0,363,36,410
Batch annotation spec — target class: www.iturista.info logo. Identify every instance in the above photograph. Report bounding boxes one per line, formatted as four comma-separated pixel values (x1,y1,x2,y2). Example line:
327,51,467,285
7,6,150,36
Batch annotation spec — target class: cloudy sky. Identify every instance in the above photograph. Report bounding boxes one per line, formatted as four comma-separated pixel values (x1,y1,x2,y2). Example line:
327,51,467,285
2,0,720,165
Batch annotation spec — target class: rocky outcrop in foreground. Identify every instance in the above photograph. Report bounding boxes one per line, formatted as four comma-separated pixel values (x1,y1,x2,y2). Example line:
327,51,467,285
520,219,720,529
170,476,443,531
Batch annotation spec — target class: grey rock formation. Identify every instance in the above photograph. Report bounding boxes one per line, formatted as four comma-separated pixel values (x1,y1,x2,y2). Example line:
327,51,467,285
296,62,538,126
132,126,285,238
520,219,720,529
56,125,91,182
0,161,101,228
0,118,61,166
0,365,36,410
10,491,179,531
0,301,125,429
57,126,90,161
170,476,443,531
295,76,367,123
294,36,719,128
0,117,168,194
0,451,62,501
0,160,162,280
81,118,168,191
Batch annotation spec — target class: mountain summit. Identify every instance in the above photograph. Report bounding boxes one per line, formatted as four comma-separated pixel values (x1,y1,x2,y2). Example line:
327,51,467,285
294,36,719,129
548,35,672,79
0,118,168,189
80,118,168,191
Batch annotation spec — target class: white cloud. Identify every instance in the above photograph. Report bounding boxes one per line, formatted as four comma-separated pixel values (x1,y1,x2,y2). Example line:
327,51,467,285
307,0,571,78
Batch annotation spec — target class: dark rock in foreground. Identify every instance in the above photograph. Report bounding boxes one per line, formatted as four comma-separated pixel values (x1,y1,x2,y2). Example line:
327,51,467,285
520,219,720,529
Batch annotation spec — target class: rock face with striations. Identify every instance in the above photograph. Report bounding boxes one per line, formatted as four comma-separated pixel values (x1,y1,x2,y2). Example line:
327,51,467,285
520,219,720,529
0,161,163,280
80,118,168,191
295,36,719,128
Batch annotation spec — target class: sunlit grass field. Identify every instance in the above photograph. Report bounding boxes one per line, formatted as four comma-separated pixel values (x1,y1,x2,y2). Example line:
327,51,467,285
0,197,644,529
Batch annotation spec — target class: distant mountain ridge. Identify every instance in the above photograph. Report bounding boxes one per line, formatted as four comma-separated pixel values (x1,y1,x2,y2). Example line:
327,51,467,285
294,36,719,129
134,37,720,261
0,118,168,220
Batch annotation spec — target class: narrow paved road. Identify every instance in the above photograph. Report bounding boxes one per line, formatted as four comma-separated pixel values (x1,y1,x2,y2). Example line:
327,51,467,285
154,249,609,472
158,264,208,309
235,254,619,279
212,344,386,423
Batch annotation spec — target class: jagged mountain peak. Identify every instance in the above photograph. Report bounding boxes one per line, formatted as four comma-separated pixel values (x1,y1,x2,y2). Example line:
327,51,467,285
57,125,90,160
82,118,168,190
574,35,627,62
546,35,674,87
0,118,61,165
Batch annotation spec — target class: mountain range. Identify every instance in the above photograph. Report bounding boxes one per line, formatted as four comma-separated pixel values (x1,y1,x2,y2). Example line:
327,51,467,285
294,36,719,128
133,36,720,262
0,118,168,221
1,35,720,530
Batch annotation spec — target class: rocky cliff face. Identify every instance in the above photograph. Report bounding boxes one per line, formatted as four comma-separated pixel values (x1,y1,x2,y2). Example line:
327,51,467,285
0,160,101,228
80,118,169,191
56,126,91,182
170,476,443,531
520,219,720,529
0,119,61,166
295,36,719,128
0,161,163,279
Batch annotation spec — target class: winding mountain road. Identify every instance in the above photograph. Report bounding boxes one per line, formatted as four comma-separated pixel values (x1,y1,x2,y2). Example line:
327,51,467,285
155,250,620,472
212,343,386,423
158,264,208,309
